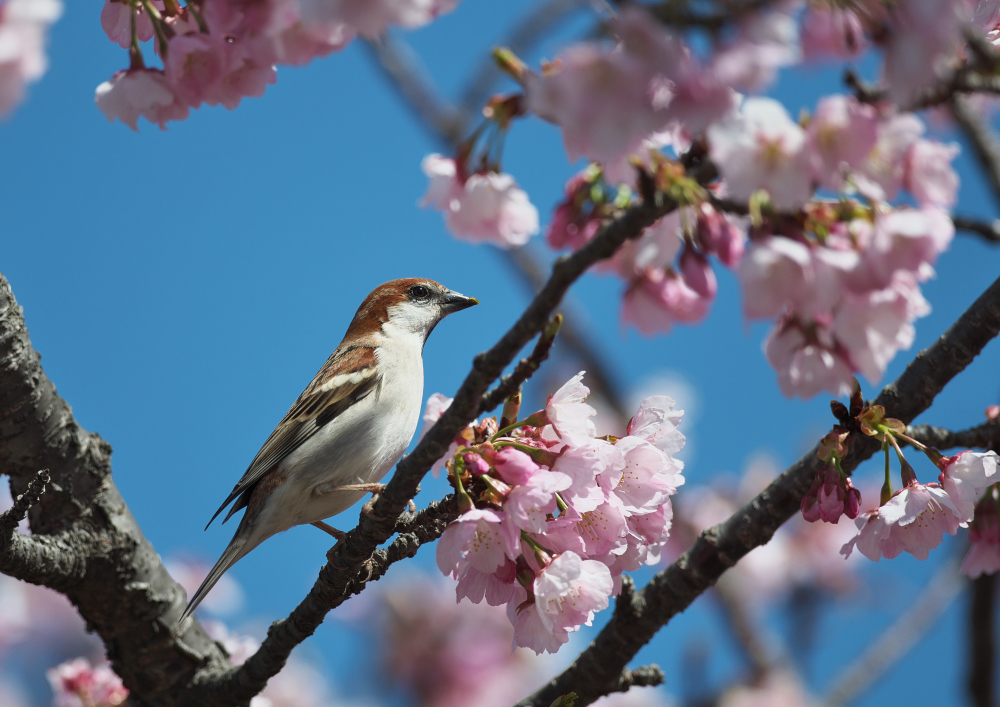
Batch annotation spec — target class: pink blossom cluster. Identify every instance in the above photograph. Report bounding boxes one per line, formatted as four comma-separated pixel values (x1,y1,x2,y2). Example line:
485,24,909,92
431,373,685,654
96,0,461,130
421,153,539,248
800,0,999,106
616,204,744,335
842,451,1000,561
544,166,745,335
0,0,62,117
719,98,959,398
47,658,128,707
524,5,808,184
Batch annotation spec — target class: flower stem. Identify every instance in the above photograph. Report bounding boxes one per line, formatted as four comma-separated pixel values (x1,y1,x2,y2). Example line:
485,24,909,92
880,437,893,506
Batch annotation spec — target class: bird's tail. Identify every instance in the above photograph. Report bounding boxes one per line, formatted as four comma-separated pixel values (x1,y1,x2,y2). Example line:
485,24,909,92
179,529,254,625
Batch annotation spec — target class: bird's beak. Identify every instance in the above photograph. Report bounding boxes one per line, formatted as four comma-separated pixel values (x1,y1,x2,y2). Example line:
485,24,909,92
441,291,479,313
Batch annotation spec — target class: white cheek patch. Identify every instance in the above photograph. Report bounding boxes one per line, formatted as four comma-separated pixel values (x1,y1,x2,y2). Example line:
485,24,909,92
385,301,440,336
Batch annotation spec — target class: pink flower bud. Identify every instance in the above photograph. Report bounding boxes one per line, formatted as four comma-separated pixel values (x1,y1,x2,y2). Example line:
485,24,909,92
494,447,541,485
679,247,718,300
464,452,491,476
801,494,823,522
844,482,861,519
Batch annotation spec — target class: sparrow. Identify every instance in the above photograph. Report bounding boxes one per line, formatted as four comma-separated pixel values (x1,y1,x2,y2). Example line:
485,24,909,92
181,278,478,621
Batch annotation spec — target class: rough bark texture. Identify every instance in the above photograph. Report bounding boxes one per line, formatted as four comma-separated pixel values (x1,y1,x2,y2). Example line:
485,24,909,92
517,273,1000,707
0,275,232,706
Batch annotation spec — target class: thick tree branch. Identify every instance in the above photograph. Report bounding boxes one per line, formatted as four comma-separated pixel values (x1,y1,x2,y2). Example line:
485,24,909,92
969,572,997,707
0,274,230,707
197,183,681,704
821,557,964,707
516,272,1000,707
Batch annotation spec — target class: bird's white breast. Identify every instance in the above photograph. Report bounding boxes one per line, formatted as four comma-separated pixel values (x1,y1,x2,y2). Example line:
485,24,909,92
252,325,426,540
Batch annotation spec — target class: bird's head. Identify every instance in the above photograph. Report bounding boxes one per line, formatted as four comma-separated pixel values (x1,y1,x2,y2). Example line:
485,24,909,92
346,278,478,341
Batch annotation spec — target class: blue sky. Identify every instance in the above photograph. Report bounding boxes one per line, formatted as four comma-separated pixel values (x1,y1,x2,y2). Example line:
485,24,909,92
2,1,1000,705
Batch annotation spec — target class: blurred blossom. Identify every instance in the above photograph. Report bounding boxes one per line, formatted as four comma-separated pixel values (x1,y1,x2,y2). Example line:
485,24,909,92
718,670,818,707
0,0,62,117
46,658,128,707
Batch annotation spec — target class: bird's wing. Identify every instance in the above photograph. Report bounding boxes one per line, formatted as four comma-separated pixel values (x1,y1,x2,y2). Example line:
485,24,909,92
206,345,381,528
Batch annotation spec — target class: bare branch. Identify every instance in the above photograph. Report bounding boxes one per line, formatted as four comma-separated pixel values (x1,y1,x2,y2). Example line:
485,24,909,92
648,0,778,30
952,95,1000,211
821,557,964,707
969,572,997,707
904,419,1000,451
0,468,48,536
365,35,466,145
516,272,1000,707
953,215,1000,244
480,313,561,415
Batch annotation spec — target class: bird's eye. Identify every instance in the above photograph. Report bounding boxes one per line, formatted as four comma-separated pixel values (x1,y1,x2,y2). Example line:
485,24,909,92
409,284,431,300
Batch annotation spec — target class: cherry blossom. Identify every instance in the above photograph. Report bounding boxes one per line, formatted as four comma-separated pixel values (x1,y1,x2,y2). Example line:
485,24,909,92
938,450,1000,520
544,371,597,447
801,4,868,61
434,376,684,654
100,0,157,48
841,482,964,561
707,97,813,210
807,95,878,190
800,467,861,524
47,658,129,707
437,508,514,579
0,0,62,116
533,551,613,634
298,0,461,38
905,139,961,207
764,320,855,399
962,503,1000,578
95,69,189,130
421,154,539,247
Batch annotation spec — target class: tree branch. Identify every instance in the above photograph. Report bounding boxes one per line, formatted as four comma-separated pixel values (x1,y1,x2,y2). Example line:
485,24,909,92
515,272,1000,707
953,215,1000,244
969,572,997,707
0,274,231,706
952,95,1000,212
821,557,964,707
904,420,1000,451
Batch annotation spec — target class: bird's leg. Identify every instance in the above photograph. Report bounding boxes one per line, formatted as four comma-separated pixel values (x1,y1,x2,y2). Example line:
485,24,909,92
311,520,346,540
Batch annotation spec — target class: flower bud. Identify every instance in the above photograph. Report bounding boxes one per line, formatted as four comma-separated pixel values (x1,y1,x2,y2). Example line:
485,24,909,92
464,452,491,476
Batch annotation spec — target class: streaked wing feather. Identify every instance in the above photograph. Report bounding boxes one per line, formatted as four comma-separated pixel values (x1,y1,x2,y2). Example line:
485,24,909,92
207,346,380,527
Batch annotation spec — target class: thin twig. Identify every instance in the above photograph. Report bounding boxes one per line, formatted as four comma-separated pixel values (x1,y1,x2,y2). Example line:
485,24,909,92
480,313,562,415
821,557,965,707
953,215,1000,244
515,272,1000,707
952,95,1000,212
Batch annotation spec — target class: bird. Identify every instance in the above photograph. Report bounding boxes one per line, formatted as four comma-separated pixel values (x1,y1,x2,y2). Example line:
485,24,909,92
180,278,478,621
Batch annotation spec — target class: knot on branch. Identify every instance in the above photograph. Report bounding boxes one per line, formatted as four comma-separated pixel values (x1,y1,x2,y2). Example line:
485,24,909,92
1,469,49,537
615,665,664,692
